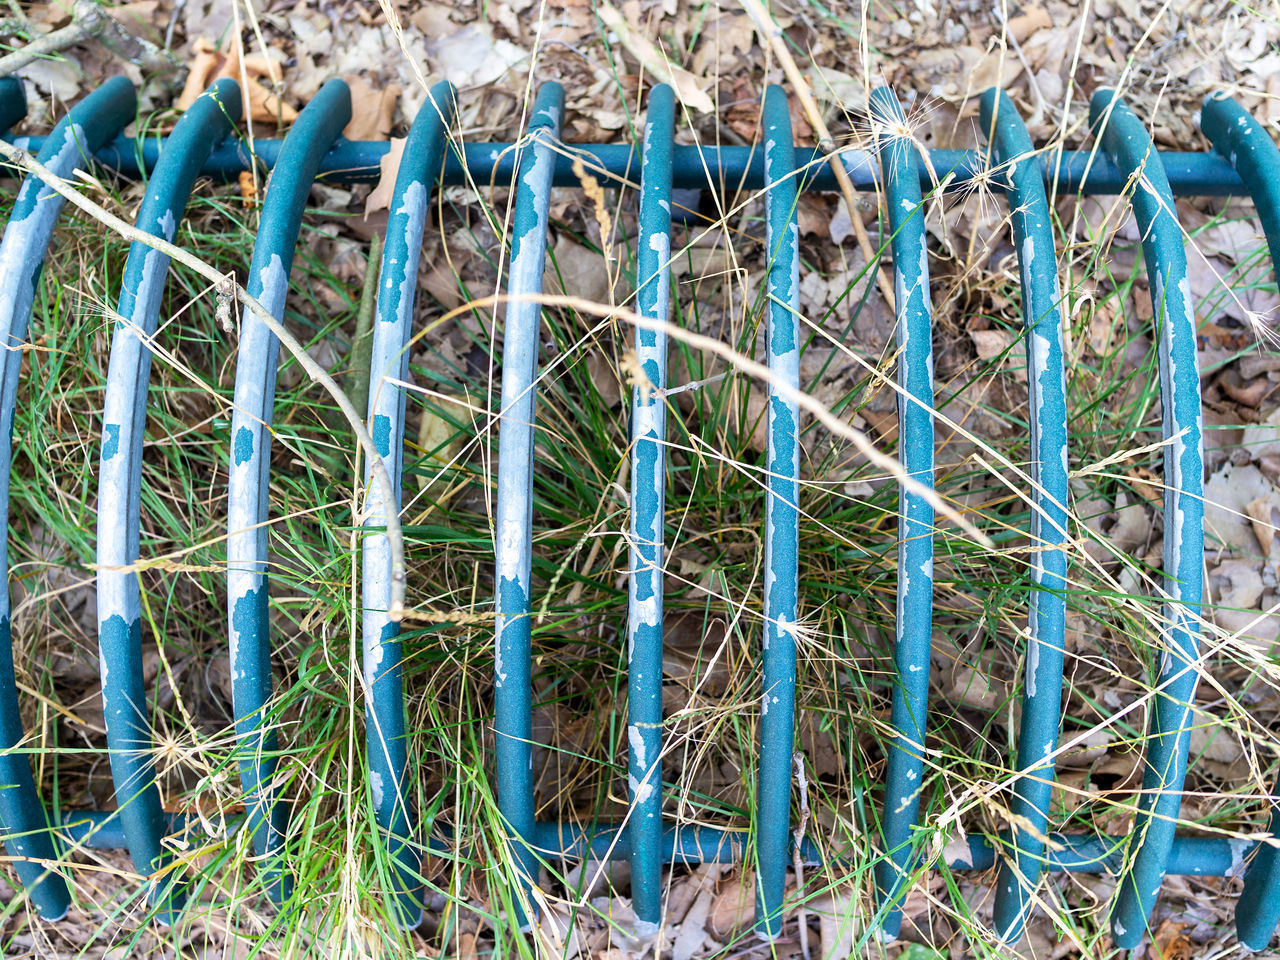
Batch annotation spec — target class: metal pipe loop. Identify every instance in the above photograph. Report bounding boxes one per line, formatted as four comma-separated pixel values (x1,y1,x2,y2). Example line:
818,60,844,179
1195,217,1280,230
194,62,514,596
225,77,353,905
1201,92,1280,953
1090,88,1207,949
493,80,565,924
362,79,458,929
626,82,675,936
0,74,137,921
4,75,1279,949
868,84,938,942
12,134,1255,197
979,88,1072,943
754,83,801,940
96,78,242,921
0,77,26,134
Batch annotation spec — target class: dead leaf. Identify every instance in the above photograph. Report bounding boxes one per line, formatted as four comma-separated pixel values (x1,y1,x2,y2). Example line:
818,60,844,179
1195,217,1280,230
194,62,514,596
1151,918,1195,960
1125,465,1163,508
971,328,1013,362
423,23,527,88
1246,496,1278,555
969,328,1026,380
544,234,612,308
597,4,714,113
237,170,257,205
342,76,401,141
707,870,754,939
364,137,405,218
1245,405,1280,459
691,14,757,76
1005,5,1052,44
808,65,866,109
1205,461,1276,556
178,36,298,124
797,195,830,238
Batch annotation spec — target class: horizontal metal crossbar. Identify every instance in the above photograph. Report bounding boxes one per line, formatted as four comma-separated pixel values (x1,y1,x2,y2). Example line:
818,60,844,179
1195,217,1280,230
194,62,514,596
1,72,1278,950
5,134,1254,196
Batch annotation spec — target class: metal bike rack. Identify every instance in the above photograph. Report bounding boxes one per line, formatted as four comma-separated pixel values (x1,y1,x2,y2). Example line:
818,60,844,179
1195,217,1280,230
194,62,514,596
1,73,1278,948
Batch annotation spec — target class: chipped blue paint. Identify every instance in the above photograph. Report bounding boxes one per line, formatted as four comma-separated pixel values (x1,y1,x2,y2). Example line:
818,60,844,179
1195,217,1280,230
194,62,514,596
361,79,456,928
1090,90,1206,949
493,81,564,923
868,86,938,941
225,78,351,905
102,423,121,460
93,79,241,921
978,89,1072,943
626,83,674,935
372,414,391,459
755,84,801,940
233,425,254,465
0,75,136,921
1200,93,1280,952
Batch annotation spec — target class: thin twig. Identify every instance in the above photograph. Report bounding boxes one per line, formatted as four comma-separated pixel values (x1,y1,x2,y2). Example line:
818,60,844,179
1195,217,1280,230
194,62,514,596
738,0,896,310
0,138,407,620
0,0,103,76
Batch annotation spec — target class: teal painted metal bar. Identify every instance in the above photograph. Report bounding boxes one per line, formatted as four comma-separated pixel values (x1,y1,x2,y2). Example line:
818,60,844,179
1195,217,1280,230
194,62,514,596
1090,89,1206,949
493,81,564,922
980,89,1072,942
868,85,937,941
1200,92,1280,953
754,84,800,940
38,808,1258,881
530,823,1255,877
362,79,457,929
0,74,137,922
96,78,242,922
13,133,1255,197
225,77,352,905
626,83,675,937
0,77,24,133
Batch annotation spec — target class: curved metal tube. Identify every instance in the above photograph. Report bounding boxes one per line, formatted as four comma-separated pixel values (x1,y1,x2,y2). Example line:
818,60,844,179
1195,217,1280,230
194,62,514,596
0,76,25,133
979,88,1071,941
226,77,352,904
16,133,1258,197
0,74,137,921
867,86,937,940
41,810,1262,878
1090,89,1206,948
626,83,675,936
362,80,457,928
1200,92,1280,952
754,83,800,940
96,78,241,920
493,81,564,920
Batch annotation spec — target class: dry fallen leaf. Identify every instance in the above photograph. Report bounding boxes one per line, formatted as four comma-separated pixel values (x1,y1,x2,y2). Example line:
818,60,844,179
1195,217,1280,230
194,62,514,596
1125,465,1163,508
178,36,299,125
1005,5,1053,43
364,137,406,218
343,75,401,141
1151,918,1196,960
597,4,714,113
1246,495,1279,555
